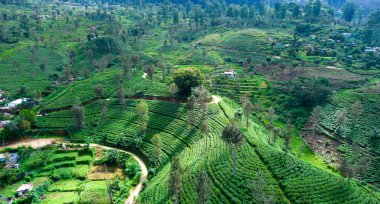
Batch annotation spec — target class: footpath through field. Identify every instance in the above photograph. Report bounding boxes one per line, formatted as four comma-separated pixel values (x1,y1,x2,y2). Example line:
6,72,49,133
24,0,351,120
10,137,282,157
0,139,148,204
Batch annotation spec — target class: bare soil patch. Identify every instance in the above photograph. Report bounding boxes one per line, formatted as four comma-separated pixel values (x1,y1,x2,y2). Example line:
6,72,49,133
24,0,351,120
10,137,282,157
302,123,341,166
0,137,64,150
87,165,124,180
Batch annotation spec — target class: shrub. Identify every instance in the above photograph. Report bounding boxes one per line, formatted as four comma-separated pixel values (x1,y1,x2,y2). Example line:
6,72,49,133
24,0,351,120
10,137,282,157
51,168,73,181
125,162,140,179
131,172,141,187
173,68,204,94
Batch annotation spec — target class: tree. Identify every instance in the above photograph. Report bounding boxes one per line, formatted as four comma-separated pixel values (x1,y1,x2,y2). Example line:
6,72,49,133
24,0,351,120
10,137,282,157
18,119,31,132
221,125,244,175
87,49,93,64
310,106,324,135
369,128,380,152
192,86,210,119
148,64,155,83
249,171,277,203
342,1,357,22
169,156,181,204
151,134,162,166
168,83,178,102
133,133,143,148
340,156,353,178
313,0,322,17
240,95,254,128
267,107,276,130
118,83,125,106
335,108,348,136
201,118,209,151
39,63,46,72
188,109,195,126
94,84,104,98
71,104,85,129
290,78,332,107
19,109,36,124
136,100,149,134
314,58,321,69
196,170,211,204
350,101,363,117
173,68,204,94
284,123,293,154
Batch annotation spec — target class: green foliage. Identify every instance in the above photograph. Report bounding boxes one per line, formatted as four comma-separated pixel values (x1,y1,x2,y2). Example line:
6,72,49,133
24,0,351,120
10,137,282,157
125,162,140,179
290,78,332,108
342,1,357,22
173,68,204,94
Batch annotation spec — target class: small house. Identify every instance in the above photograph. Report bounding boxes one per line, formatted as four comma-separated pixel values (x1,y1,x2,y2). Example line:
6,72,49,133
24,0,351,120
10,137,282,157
13,163,20,169
0,120,10,128
16,184,33,196
365,47,377,53
342,33,352,38
223,69,236,78
8,153,19,163
4,98,28,109
0,154,5,163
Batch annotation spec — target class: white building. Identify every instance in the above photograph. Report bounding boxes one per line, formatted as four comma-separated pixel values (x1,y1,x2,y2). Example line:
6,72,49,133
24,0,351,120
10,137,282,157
4,98,28,109
16,184,33,196
223,70,236,78
0,120,11,128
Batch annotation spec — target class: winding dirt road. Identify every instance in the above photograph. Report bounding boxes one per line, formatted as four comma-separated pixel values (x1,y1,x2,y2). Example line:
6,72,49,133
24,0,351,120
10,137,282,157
89,144,148,204
0,139,148,204
0,137,64,150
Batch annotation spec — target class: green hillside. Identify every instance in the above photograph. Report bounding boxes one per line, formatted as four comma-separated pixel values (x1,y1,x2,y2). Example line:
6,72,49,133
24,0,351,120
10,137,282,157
35,91,380,203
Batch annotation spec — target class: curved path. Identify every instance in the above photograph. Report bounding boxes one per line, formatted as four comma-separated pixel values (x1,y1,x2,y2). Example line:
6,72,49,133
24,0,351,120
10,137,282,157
89,144,148,204
0,139,148,204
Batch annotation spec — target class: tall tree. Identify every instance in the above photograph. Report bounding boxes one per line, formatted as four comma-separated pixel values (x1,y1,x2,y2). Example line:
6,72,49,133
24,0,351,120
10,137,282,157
369,128,380,152
342,1,356,22
169,156,181,204
267,107,276,130
94,84,104,98
339,156,353,178
249,171,277,203
148,64,155,83
335,108,348,136
313,0,322,17
310,106,324,136
71,103,85,130
196,170,211,204
168,83,178,102
118,83,125,107
193,86,210,119
201,118,209,151
151,134,163,166
136,99,149,135
221,125,244,175
350,101,363,117
284,122,293,153
241,95,254,128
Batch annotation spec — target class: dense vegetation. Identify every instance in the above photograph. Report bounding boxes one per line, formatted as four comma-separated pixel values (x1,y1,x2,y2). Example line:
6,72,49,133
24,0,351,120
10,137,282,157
0,145,141,203
0,0,379,203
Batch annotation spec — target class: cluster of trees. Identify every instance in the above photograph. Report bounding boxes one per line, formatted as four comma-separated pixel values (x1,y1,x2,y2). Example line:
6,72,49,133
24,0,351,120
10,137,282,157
1,109,36,144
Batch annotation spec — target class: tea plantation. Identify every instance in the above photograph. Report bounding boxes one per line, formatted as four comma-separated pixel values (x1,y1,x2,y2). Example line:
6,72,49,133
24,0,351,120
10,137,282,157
0,145,141,204
35,94,380,203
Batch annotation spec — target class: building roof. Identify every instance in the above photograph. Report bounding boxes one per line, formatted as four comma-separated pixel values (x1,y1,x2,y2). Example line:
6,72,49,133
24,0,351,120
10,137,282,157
5,98,27,109
16,184,33,192
223,72,235,75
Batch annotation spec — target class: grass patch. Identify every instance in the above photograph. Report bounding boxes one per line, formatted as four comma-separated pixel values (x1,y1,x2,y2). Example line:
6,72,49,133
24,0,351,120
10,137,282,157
48,179,82,192
41,192,79,204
